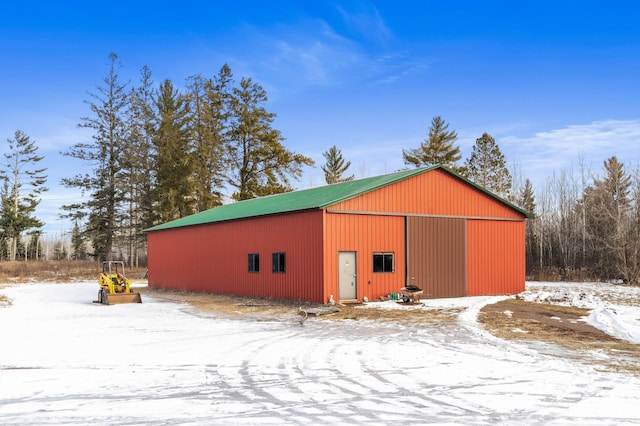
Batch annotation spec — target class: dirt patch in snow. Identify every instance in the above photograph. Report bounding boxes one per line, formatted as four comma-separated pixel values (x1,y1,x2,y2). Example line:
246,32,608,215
141,287,460,324
479,299,609,343
478,298,640,374
0,293,10,307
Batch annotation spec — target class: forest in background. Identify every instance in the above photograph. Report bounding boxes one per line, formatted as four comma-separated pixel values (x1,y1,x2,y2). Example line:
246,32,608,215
2,53,639,284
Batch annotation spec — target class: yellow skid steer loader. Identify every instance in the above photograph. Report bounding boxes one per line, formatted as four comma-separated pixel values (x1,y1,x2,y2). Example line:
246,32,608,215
94,261,142,305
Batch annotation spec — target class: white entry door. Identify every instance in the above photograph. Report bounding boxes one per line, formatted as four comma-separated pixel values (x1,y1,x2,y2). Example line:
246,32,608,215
338,251,357,300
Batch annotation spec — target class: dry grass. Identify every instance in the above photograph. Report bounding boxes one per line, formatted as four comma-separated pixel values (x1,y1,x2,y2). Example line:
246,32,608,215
141,286,461,324
141,287,307,320
323,305,462,323
0,261,147,283
478,299,640,375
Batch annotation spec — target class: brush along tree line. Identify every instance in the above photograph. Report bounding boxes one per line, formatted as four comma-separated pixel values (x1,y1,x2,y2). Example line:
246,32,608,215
3,53,640,284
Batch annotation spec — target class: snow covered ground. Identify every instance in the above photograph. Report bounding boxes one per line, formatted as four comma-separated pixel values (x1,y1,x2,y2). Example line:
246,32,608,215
1,281,639,425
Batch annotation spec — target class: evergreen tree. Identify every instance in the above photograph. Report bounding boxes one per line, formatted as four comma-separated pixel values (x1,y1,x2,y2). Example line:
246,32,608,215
153,79,195,221
227,76,313,200
125,65,157,264
70,220,88,260
464,132,512,198
402,116,462,172
186,65,231,211
518,179,536,216
321,145,354,184
0,130,48,261
518,179,538,274
0,232,7,260
61,52,129,262
583,157,635,281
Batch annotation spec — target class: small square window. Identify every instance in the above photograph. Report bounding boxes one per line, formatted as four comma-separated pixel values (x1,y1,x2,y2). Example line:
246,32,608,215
373,253,394,273
272,252,286,273
248,253,259,272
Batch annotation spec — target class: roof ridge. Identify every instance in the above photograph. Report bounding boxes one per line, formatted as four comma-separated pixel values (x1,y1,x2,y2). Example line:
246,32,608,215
146,165,530,232
146,167,432,232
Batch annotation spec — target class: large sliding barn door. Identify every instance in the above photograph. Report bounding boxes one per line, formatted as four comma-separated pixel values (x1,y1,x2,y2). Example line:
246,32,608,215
406,217,466,298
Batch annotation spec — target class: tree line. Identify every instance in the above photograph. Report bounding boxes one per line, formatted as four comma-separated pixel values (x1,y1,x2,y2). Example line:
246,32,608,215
524,157,640,283
399,116,640,284
3,52,640,285
60,53,316,265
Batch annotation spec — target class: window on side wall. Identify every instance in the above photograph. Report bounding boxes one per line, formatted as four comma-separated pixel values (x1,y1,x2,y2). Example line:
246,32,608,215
248,253,259,273
272,252,286,273
373,252,394,273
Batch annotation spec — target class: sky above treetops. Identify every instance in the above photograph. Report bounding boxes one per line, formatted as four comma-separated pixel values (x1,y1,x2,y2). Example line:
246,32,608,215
1,0,639,235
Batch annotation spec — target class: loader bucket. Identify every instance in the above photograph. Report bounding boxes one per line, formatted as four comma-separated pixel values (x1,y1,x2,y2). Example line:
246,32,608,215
100,292,142,305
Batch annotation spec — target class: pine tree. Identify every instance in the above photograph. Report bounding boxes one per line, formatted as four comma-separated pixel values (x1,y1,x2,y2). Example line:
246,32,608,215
402,116,462,172
125,65,157,265
186,65,231,212
61,52,129,262
153,79,195,221
464,132,512,198
518,179,538,274
0,230,7,260
583,157,634,281
321,145,354,184
227,76,313,200
70,220,88,260
0,130,48,261
518,179,536,216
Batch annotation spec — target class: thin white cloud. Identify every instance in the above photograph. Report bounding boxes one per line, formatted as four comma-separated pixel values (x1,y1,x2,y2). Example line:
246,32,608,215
501,119,640,187
336,2,392,46
372,53,431,84
224,9,427,95
518,120,640,154
266,24,363,87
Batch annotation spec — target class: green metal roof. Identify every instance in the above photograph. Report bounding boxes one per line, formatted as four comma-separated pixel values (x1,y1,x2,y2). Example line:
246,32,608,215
146,166,531,232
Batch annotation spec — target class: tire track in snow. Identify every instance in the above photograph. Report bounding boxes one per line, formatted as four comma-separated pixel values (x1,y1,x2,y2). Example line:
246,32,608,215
4,283,640,425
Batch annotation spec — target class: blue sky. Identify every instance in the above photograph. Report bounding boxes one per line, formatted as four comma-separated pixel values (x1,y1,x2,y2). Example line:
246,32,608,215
1,1,639,236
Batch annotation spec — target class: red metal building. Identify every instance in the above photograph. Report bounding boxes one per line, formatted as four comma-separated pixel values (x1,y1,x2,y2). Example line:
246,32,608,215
146,166,531,303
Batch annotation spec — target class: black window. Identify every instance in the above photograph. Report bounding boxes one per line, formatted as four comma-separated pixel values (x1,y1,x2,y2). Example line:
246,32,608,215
272,252,286,273
248,253,259,272
373,253,394,273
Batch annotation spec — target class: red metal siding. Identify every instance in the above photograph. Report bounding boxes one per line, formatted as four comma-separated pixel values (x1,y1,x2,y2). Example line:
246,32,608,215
147,210,325,302
324,212,405,302
407,217,466,298
330,168,522,219
148,168,528,303
466,220,526,296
